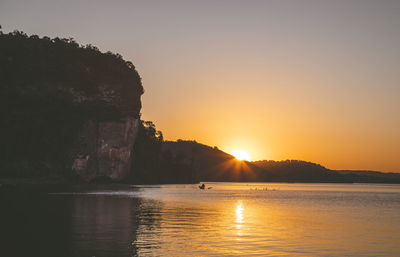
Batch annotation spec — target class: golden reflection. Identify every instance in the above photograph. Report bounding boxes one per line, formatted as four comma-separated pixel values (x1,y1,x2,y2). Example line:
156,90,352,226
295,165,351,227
235,201,244,237
236,201,243,224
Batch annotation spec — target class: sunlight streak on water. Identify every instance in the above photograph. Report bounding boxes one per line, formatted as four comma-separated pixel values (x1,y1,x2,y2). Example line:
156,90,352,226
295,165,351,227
235,200,244,237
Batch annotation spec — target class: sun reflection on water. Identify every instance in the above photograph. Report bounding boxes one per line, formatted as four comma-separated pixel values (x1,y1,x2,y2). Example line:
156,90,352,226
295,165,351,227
235,201,244,237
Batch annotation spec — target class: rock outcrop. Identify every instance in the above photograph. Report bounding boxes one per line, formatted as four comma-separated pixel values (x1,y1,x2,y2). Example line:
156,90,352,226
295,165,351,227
73,118,139,181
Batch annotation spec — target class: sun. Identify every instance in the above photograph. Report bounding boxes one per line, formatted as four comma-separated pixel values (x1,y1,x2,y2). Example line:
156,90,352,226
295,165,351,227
231,149,251,161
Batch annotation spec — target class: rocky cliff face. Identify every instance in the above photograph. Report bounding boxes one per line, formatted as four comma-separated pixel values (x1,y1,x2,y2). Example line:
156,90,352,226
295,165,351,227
69,75,143,181
73,117,139,181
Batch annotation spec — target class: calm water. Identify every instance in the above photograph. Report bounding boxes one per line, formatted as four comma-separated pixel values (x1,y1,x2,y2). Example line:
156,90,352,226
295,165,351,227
2,183,400,256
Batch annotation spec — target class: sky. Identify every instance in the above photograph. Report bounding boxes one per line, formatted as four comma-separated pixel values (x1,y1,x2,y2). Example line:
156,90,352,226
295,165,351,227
1,0,399,172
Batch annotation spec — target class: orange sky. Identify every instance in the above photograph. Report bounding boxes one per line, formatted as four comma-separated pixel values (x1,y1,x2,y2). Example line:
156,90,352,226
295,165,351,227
1,0,399,171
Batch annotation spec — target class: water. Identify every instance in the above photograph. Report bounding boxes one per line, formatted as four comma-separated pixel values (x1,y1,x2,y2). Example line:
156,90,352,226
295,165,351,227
2,183,400,256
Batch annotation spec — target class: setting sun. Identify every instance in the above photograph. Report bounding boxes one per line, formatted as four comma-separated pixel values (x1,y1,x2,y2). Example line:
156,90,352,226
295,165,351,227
231,149,251,161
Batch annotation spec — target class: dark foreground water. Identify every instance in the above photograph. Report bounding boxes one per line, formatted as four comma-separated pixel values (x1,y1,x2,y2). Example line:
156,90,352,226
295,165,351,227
1,183,400,257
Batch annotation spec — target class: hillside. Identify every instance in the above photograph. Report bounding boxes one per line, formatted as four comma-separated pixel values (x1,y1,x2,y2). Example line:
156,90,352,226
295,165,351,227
162,140,400,183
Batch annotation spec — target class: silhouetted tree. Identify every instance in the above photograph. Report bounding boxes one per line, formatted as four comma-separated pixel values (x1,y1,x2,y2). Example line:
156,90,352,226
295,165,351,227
130,120,163,183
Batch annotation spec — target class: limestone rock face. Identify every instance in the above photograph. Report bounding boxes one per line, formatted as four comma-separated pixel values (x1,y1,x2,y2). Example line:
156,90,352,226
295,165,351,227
73,117,139,181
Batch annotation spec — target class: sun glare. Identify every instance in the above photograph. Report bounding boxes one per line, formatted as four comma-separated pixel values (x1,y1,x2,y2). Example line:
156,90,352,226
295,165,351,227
231,149,251,161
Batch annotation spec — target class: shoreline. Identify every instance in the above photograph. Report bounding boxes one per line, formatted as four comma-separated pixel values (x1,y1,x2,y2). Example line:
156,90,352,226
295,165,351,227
1,177,399,195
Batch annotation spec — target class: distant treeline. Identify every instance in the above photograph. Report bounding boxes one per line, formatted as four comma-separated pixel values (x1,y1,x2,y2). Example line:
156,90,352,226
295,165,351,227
161,140,400,184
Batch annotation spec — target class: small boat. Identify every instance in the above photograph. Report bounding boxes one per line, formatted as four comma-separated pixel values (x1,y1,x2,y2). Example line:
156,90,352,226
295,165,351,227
199,184,205,190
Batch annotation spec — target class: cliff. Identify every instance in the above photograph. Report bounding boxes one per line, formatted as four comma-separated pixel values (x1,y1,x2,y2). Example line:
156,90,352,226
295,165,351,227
0,30,143,181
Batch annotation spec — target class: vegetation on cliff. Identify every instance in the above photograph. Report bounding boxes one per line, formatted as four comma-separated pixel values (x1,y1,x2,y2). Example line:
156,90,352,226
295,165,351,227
129,122,197,184
0,29,143,178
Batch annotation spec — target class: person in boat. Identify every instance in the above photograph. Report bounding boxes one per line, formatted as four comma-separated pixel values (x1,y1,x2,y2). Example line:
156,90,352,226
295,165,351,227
199,183,205,190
